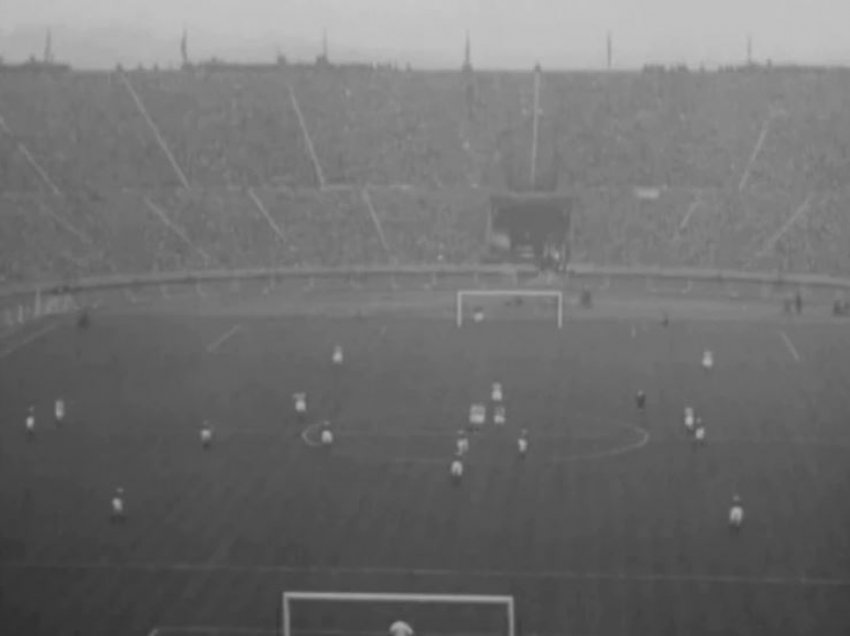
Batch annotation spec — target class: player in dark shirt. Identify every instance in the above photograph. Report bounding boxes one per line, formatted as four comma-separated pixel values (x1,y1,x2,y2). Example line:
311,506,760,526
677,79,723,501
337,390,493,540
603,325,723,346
635,390,646,411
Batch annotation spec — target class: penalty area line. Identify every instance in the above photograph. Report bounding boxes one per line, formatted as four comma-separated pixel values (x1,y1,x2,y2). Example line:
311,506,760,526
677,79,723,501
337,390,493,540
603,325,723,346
149,628,277,636
206,324,242,353
778,330,801,363
148,630,593,636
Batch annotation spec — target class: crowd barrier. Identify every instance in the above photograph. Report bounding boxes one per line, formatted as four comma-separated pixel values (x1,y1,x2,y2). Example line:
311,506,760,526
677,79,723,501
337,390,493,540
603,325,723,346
1,263,849,331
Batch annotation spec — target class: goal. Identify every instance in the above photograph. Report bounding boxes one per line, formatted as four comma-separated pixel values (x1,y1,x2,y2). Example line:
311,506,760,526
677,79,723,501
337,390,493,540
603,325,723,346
457,289,563,328
282,591,515,636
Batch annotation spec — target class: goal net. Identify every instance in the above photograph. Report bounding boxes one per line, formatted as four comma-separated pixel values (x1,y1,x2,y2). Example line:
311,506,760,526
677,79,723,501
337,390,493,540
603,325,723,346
282,591,515,636
457,289,563,328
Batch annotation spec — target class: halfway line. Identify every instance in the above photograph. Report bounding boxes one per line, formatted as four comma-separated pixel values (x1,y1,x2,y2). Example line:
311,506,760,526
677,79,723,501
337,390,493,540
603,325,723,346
207,324,242,354
778,330,801,363
2,560,847,588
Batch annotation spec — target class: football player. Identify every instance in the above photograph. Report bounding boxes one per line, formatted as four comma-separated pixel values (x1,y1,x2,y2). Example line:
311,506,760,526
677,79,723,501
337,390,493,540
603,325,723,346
729,494,744,530
111,487,126,523
517,429,529,457
450,453,464,482
25,405,36,440
456,429,469,456
200,421,214,449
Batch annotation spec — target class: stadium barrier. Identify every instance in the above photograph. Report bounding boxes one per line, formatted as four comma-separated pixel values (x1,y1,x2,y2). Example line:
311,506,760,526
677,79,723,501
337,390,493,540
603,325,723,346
0,263,849,316
0,285,78,335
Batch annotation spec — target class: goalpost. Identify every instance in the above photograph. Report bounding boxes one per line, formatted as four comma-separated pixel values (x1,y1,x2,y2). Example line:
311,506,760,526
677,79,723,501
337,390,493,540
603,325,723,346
282,591,515,636
457,289,563,329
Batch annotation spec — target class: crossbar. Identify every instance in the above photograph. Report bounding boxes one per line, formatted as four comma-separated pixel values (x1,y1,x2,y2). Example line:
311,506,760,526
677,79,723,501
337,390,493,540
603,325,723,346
283,591,514,636
285,592,512,604
457,289,563,328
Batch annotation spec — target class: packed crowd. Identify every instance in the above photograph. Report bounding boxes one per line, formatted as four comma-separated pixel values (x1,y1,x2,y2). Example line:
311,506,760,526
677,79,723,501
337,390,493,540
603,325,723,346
2,67,850,284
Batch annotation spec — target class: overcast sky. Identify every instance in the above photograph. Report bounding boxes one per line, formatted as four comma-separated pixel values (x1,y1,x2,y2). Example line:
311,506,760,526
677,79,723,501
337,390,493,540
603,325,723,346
1,0,848,69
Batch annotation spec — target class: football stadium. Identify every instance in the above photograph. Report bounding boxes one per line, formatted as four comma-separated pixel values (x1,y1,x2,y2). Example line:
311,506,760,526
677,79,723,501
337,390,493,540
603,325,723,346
2,31,850,636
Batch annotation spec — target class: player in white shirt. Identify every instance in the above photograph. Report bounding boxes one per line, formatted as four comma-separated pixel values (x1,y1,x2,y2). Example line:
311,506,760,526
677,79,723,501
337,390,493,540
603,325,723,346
54,398,66,427
25,405,35,440
729,494,744,530
517,429,529,457
473,306,484,323
469,403,486,429
693,418,706,446
702,349,714,371
389,620,414,636
450,453,464,482
332,345,344,365
200,421,214,449
111,487,126,523
293,392,307,424
321,421,334,446
684,406,695,433
493,404,506,426
456,429,469,456
491,382,503,402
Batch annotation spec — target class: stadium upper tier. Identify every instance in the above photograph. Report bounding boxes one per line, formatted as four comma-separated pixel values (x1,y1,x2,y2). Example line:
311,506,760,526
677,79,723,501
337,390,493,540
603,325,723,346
2,67,850,283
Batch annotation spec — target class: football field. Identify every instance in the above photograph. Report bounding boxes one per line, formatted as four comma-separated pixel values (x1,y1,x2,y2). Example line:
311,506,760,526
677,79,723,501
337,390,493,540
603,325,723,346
1,297,849,636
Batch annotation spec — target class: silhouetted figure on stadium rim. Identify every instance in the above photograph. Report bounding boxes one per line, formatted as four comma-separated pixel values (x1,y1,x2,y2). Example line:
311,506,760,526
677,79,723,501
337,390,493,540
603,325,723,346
794,290,803,315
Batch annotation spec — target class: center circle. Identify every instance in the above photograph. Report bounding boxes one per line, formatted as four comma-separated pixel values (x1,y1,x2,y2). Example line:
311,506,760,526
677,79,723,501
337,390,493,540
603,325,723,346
301,415,650,465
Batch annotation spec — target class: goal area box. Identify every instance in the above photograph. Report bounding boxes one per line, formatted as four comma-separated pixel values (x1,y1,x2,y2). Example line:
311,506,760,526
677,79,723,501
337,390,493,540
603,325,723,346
282,591,515,636
457,289,563,328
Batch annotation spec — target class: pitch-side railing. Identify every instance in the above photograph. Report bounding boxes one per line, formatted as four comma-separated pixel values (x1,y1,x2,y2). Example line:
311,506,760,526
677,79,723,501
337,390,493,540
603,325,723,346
1,263,848,329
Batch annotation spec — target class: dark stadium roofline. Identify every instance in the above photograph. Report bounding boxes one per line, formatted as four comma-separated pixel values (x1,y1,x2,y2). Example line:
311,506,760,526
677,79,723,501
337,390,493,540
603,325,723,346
0,61,645,75
5,60,850,75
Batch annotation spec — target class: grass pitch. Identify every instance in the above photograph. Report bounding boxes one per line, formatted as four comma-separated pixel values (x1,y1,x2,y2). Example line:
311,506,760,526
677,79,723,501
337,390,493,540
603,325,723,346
1,303,849,636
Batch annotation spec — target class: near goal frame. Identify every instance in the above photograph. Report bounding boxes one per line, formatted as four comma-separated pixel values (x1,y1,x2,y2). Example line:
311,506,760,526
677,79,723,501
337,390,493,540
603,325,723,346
282,591,516,636
457,289,563,329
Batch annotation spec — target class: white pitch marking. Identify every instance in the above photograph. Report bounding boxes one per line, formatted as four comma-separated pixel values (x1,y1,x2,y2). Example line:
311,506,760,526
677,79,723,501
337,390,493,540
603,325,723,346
0,321,60,359
300,421,323,448
300,419,650,465
150,629,588,636
778,330,801,363
149,628,276,636
205,539,233,566
206,324,242,353
547,423,650,464
5,560,849,588
46,425,850,448
329,429,840,446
